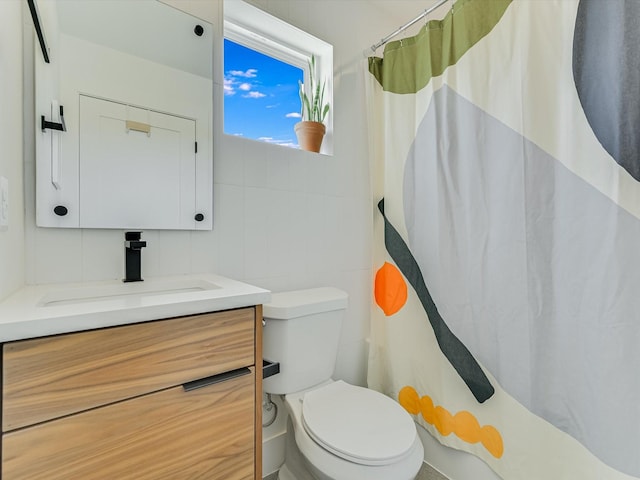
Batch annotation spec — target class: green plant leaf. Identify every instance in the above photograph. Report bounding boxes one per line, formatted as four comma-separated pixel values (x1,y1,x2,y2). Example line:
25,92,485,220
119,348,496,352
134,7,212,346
321,104,330,123
299,54,330,124
313,83,322,121
298,80,305,118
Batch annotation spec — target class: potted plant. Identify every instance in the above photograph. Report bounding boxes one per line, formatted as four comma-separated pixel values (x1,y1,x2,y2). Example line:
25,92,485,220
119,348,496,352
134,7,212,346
295,55,330,153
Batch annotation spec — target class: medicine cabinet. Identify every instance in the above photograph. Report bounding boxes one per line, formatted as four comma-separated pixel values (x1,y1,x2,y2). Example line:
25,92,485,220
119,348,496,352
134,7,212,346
32,0,213,230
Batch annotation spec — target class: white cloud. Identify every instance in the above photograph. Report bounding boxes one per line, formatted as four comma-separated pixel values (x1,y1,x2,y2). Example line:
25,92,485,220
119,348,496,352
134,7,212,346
243,91,266,99
286,112,301,118
229,69,258,78
257,137,299,148
224,68,259,95
224,78,235,96
276,142,300,149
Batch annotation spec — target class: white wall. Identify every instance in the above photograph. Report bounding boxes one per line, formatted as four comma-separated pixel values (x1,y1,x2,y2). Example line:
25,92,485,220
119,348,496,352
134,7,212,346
0,1,25,301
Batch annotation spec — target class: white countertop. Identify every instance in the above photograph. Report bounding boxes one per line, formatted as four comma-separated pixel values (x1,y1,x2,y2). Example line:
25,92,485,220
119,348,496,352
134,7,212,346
0,274,271,342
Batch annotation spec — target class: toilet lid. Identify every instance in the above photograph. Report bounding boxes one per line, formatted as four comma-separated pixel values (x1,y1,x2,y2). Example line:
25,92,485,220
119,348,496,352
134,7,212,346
301,381,417,466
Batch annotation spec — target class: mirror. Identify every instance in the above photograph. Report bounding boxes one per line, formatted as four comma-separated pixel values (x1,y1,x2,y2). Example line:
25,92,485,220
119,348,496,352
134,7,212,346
33,0,213,230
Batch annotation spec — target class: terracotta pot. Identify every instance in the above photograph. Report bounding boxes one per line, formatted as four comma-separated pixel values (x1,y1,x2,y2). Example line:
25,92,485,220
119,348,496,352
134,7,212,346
294,121,326,153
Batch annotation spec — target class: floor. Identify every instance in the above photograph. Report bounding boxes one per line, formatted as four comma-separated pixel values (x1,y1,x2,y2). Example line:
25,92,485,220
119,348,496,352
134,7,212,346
416,462,449,480
264,462,449,480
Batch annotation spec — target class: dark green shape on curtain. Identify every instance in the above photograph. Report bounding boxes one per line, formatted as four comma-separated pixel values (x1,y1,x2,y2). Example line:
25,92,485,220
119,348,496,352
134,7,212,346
378,199,495,403
369,0,512,94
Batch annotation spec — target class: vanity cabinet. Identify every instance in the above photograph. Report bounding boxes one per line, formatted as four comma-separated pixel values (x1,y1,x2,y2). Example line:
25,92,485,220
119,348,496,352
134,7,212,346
1,307,263,480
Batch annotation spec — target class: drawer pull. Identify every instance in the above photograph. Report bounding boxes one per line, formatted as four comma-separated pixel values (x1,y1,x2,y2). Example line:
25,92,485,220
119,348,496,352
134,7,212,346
183,367,251,392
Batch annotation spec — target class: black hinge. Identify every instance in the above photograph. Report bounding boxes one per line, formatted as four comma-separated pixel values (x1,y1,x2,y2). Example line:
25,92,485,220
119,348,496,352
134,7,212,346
195,141,198,154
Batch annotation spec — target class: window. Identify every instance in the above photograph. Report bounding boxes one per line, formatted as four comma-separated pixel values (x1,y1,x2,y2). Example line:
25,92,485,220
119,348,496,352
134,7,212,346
224,0,333,153
224,38,303,148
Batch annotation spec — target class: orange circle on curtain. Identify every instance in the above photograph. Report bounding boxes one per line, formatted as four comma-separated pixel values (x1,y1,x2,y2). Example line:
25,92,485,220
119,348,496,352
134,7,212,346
398,386,420,415
374,262,408,316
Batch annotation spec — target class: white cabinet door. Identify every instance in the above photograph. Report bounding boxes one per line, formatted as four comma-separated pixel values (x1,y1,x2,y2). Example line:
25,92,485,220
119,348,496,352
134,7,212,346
79,95,196,229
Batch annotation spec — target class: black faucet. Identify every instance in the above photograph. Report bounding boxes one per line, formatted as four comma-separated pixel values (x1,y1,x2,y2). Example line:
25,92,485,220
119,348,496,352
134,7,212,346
123,231,146,282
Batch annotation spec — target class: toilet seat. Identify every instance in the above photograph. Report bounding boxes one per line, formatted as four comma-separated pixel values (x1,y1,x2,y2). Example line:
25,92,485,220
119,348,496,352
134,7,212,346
301,380,417,466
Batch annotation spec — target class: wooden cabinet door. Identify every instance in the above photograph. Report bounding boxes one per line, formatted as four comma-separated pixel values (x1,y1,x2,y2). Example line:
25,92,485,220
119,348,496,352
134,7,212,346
2,367,255,480
3,308,255,431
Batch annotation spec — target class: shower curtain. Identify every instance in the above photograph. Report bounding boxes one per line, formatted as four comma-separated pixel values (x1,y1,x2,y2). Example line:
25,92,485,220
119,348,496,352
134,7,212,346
366,1,640,479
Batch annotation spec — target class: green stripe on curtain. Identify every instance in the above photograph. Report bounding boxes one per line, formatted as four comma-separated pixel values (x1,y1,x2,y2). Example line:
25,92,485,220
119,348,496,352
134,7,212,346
369,0,512,94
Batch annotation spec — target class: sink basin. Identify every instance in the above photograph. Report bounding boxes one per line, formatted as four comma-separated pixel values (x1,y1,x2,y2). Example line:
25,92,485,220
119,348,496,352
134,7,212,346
38,278,221,307
0,273,271,343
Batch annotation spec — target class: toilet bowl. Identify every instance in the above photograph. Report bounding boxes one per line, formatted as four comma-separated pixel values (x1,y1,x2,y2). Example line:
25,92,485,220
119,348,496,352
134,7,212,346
262,288,424,480
278,380,424,480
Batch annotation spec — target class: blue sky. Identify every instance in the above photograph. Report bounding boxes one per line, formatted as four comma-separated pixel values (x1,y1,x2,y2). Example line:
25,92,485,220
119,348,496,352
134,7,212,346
224,39,303,148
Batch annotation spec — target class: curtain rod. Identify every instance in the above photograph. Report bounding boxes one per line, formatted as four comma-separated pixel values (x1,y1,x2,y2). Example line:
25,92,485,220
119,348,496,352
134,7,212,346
369,0,448,53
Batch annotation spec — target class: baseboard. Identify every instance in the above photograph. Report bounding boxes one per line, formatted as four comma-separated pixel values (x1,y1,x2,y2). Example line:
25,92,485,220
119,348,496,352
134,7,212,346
262,429,286,477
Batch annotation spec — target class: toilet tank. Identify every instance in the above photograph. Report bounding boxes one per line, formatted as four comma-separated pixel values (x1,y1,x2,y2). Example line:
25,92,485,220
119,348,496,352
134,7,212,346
262,287,348,395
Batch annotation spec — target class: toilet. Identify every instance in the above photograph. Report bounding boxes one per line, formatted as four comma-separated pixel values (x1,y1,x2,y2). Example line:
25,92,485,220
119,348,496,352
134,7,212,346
263,287,424,480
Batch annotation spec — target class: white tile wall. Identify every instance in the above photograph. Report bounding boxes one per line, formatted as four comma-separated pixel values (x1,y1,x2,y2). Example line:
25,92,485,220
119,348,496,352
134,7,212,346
80,230,122,282
30,229,80,284
214,184,246,279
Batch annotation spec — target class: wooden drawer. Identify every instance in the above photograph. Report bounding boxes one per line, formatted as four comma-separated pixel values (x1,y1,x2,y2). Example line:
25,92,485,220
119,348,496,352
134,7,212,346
3,308,256,431
3,367,255,480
